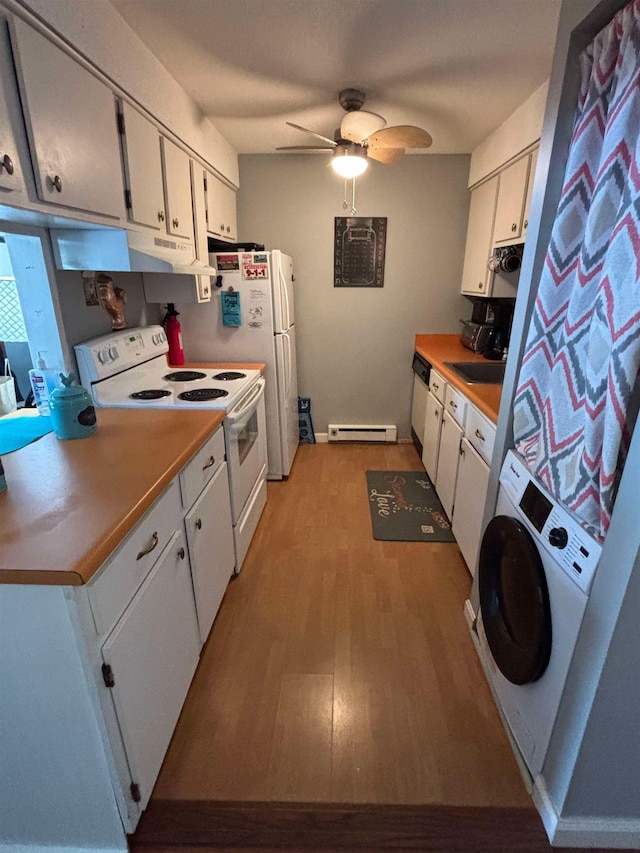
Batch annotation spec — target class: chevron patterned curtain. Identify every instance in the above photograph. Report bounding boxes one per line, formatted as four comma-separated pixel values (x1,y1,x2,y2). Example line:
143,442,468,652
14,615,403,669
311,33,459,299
513,0,640,541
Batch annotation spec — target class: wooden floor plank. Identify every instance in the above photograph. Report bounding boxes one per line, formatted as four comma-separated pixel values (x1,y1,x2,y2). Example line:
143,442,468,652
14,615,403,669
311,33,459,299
135,442,579,850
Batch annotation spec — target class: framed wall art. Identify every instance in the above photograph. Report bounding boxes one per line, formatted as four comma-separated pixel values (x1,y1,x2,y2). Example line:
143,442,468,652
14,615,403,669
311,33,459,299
334,217,387,287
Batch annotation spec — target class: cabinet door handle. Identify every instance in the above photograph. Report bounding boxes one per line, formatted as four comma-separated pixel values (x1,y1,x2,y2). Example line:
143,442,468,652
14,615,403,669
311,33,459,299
51,174,62,192
136,531,159,560
196,518,202,530
1,153,14,175
172,217,179,228
432,383,439,391
474,428,485,442
158,210,165,222
511,222,517,232
178,547,186,560
478,282,483,289
220,223,225,231
226,225,231,233
202,455,215,471
524,219,528,229
460,445,465,457
449,401,457,410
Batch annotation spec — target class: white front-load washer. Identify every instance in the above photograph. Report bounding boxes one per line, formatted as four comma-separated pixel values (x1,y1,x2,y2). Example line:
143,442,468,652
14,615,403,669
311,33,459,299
476,450,602,778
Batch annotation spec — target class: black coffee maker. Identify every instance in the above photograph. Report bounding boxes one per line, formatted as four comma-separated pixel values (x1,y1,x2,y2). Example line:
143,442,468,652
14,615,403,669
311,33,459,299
482,327,508,360
470,300,513,359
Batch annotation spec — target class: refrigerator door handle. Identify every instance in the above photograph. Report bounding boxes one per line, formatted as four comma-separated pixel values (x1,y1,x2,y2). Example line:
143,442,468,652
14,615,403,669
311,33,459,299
283,333,291,398
279,265,291,330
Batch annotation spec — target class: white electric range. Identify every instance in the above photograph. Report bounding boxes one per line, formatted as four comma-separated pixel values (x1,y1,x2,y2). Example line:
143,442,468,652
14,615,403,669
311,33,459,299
75,325,267,573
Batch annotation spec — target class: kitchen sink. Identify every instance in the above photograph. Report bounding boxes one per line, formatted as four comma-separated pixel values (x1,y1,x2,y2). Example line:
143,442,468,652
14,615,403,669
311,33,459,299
444,361,506,384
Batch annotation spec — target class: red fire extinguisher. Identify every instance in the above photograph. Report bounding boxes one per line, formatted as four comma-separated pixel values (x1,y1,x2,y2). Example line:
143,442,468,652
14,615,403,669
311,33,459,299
163,303,185,366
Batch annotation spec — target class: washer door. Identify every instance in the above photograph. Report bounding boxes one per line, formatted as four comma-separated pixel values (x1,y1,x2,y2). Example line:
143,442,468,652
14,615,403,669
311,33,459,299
479,515,552,685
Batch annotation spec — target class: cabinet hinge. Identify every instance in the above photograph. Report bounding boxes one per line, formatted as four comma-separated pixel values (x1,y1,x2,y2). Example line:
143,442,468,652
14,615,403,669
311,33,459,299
130,782,141,803
101,663,115,688
117,112,126,135
203,176,208,192
124,189,132,210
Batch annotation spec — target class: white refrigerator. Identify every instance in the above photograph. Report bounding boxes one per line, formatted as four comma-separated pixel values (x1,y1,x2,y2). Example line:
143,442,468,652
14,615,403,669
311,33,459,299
178,249,299,480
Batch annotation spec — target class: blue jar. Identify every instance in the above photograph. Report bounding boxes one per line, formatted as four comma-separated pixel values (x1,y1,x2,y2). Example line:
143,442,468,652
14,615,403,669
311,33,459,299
49,373,97,440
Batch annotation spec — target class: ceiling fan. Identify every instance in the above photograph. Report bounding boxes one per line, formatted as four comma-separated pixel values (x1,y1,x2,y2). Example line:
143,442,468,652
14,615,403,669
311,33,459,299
277,88,433,178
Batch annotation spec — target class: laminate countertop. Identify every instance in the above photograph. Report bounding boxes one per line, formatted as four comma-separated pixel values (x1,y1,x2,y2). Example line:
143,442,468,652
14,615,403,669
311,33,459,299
0,408,225,586
414,334,503,423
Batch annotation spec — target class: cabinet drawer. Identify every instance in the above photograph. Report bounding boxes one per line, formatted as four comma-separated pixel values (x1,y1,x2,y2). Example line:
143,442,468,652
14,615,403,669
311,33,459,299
444,384,467,428
88,480,182,637
466,406,496,465
429,369,446,404
179,426,225,509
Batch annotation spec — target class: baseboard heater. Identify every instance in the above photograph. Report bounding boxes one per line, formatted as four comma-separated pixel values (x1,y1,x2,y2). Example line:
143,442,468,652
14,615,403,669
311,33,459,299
328,424,397,443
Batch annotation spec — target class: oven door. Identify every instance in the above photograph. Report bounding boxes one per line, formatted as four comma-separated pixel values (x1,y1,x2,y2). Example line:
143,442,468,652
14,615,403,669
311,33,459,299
224,377,267,523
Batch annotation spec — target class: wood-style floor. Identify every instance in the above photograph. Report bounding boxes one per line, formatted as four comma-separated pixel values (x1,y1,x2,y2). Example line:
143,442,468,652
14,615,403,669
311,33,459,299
130,443,622,852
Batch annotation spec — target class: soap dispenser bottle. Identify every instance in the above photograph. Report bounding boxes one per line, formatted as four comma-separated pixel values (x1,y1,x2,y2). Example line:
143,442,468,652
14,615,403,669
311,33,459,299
28,352,61,416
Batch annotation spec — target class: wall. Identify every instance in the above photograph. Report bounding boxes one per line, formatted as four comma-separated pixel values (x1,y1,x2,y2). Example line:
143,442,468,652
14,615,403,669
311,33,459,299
468,81,549,187
235,154,470,438
54,270,162,354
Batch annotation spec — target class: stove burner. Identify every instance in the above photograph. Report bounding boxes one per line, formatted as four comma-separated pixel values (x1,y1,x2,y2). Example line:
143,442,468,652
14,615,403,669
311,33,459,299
178,388,229,402
130,389,172,400
213,371,247,381
164,371,207,382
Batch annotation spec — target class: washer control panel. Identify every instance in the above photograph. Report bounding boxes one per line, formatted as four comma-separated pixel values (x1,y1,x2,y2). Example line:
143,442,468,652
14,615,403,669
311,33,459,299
500,451,602,594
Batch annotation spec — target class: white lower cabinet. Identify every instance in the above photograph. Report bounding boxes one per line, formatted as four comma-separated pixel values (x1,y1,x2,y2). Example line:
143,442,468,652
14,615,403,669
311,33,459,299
452,438,490,576
435,410,463,519
101,529,200,810
422,391,443,482
185,461,235,644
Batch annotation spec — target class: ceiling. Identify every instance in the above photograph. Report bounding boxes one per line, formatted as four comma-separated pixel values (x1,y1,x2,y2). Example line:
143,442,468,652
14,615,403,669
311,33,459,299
108,0,561,156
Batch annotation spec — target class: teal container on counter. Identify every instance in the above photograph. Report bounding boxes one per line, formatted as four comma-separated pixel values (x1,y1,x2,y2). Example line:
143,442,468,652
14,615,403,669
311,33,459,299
49,373,97,440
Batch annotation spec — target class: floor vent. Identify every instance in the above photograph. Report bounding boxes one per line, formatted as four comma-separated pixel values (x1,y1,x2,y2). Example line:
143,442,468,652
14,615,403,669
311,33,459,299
328,424,397,443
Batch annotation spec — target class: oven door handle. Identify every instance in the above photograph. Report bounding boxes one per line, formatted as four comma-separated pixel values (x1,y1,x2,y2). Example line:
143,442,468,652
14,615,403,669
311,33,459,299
226,377,265,429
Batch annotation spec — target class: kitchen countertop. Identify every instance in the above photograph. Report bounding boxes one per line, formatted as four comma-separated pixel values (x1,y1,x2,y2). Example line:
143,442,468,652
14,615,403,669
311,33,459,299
414,334,503,423
0,408,224,586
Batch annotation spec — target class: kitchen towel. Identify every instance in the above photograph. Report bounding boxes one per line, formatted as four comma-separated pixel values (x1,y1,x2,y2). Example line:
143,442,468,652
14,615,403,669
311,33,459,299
221,290,241,326
0,413,53,454
366,471,455,542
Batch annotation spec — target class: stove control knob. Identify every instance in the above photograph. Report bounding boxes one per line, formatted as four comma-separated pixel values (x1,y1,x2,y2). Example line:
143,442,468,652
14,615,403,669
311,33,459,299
109,346,119,361
98,348,109,364
548,527,568,549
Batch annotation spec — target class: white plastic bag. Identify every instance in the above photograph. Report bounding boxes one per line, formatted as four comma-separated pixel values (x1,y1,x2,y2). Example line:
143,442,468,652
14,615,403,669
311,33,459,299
0,358,17,416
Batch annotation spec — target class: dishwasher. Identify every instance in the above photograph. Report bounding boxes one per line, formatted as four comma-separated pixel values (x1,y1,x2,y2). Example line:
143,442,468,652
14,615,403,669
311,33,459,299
410,351,431,455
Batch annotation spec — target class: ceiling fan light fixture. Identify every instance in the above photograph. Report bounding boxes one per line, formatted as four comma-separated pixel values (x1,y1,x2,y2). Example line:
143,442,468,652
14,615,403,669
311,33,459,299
331,143,368,178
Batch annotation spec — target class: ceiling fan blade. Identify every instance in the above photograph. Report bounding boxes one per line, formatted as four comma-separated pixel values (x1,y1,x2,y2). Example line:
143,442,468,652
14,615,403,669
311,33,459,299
276,145,334,151
340,110,386,143
367,147,405,164
367,125,432,149
286,121,336,146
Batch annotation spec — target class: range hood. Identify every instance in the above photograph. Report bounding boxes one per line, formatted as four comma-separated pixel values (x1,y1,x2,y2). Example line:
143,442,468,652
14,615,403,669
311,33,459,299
49,227,217,276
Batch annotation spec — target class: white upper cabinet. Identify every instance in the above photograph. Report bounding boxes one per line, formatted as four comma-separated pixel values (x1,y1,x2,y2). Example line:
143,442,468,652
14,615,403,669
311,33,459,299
0,23,23,196
205,170,237,242
119,101,165,230
461,176,498,296
9,17,124,219
161,136,194,241
493,154,530,245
